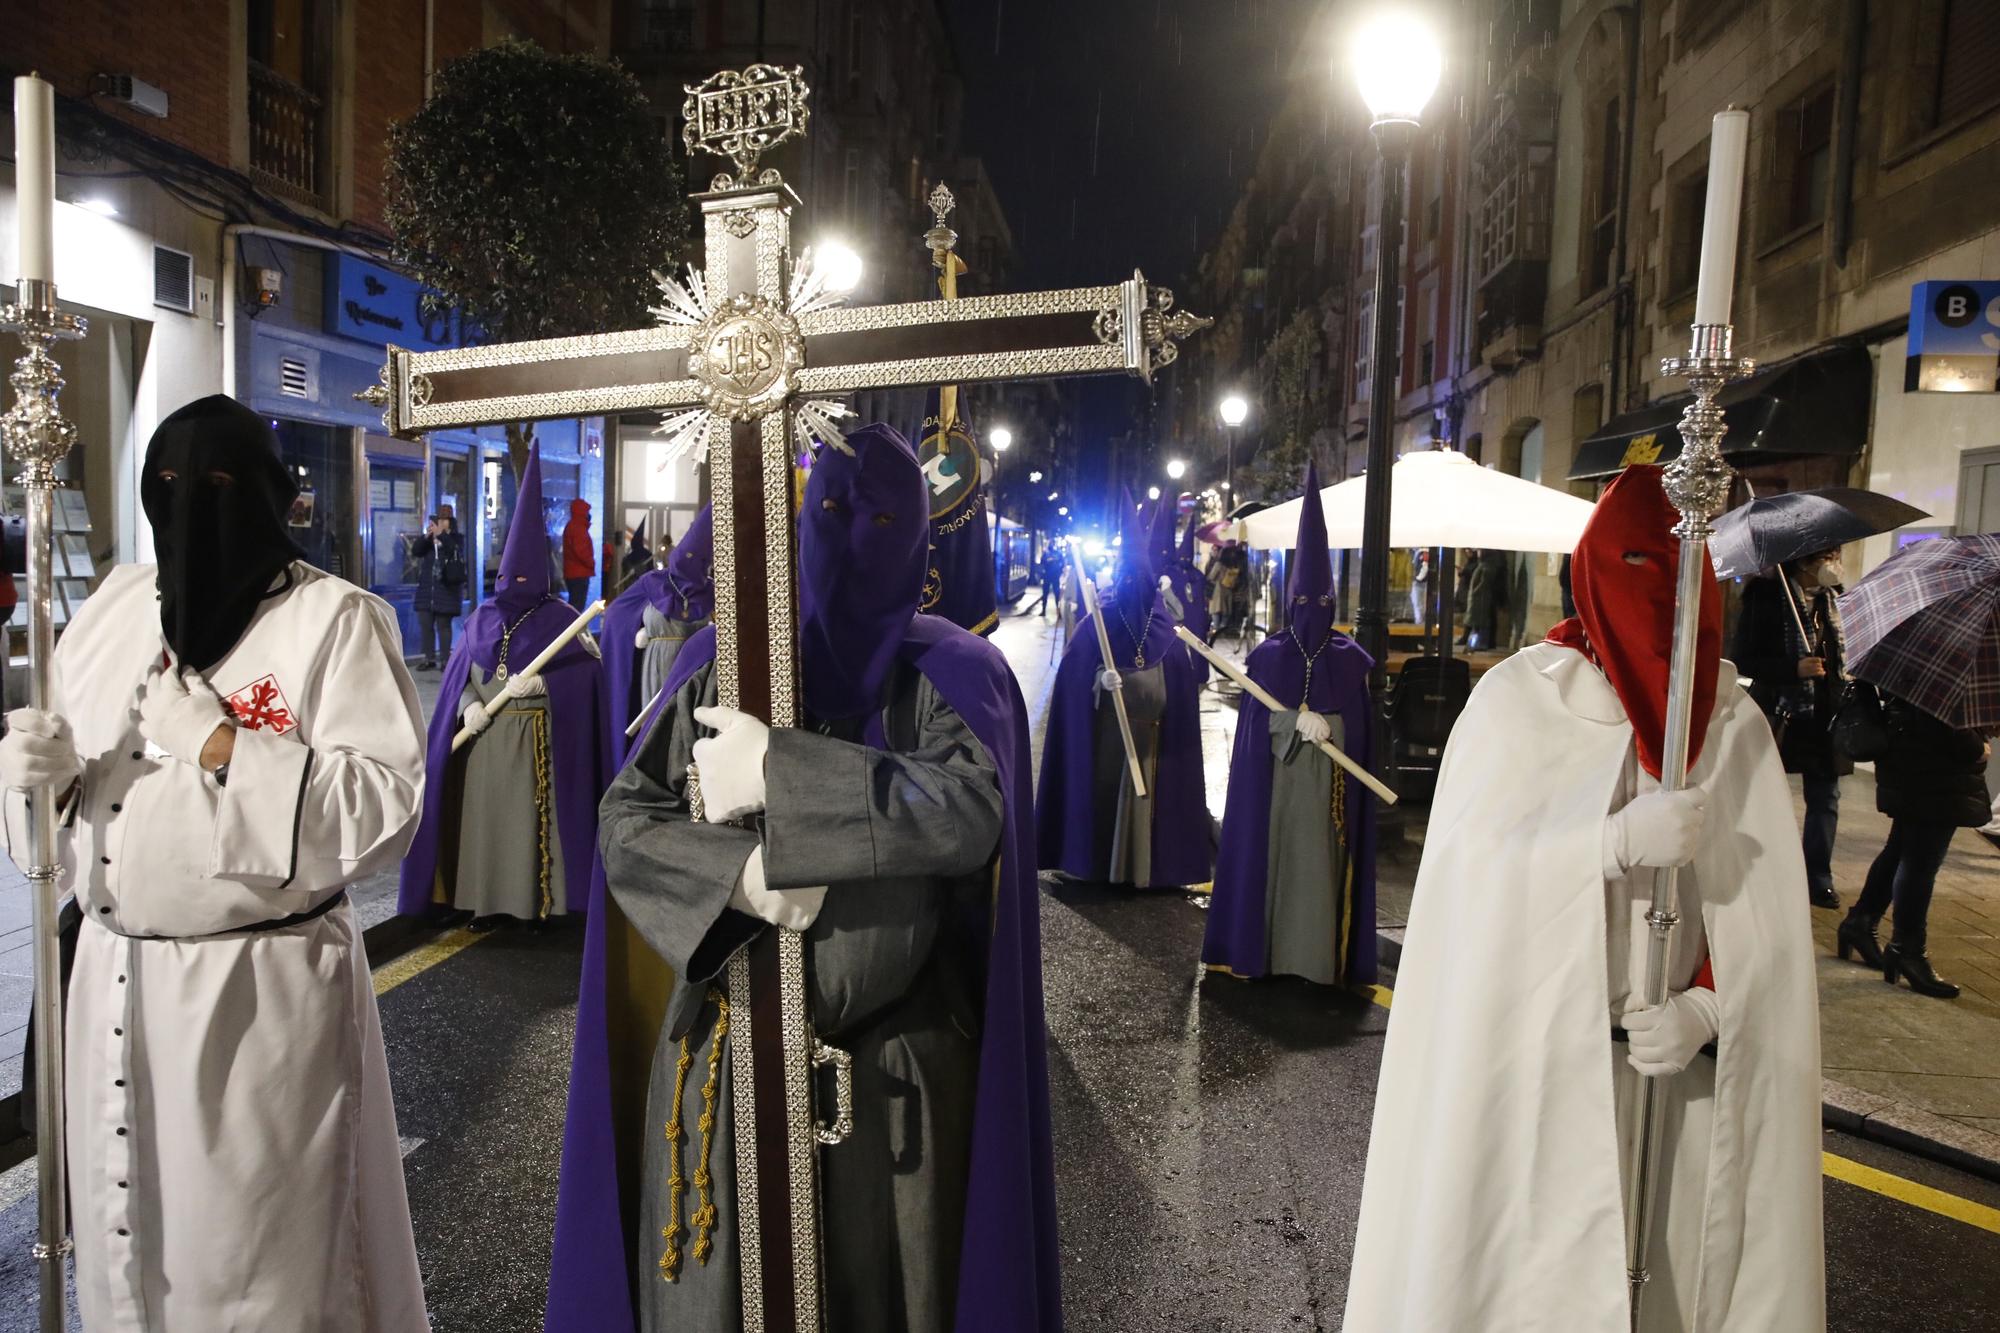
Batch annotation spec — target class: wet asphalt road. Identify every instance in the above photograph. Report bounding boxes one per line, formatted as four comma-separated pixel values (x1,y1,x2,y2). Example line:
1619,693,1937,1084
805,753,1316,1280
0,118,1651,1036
4,611,2000,1329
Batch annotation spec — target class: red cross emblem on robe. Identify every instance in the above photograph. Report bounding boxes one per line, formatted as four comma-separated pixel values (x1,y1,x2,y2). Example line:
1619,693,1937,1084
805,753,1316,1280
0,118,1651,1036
225,675,299,737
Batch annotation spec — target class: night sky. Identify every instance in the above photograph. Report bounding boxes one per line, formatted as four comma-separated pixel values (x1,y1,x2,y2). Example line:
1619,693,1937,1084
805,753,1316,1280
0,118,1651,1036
946,0,1330,292
943,0,1332,475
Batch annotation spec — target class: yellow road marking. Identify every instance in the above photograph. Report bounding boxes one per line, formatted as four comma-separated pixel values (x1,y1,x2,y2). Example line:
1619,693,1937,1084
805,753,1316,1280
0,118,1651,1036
1366,979,1999,1231
371,927,485,996
1823,1152,2000,1235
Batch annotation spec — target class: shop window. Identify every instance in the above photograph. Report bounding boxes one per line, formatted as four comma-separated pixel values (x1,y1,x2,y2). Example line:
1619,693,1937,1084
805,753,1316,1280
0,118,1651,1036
271,418,351,579
1771,86,1834,239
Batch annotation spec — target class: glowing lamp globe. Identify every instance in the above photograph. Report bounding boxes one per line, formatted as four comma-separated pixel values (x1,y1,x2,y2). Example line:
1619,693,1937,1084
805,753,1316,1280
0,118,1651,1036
1166,459,1187,480
1218,395,1249,427
990,427,1013,451
1351,11,1442,126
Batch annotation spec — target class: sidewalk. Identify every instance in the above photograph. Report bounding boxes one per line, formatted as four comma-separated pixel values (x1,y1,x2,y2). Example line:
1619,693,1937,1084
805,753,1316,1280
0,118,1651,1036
1361,700,2000,1173
0,666,448,1106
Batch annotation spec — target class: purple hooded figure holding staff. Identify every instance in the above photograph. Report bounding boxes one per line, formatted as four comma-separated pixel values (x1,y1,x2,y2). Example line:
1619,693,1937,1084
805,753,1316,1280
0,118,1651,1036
1202,458,1378,985
1036,489,1212,890
398,446,615,922
600,505,713,763
545,423,1060,1333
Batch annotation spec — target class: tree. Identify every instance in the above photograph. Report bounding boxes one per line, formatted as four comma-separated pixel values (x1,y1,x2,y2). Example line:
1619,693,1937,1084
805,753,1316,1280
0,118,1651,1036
1246,307,1328,501
385,39,689,472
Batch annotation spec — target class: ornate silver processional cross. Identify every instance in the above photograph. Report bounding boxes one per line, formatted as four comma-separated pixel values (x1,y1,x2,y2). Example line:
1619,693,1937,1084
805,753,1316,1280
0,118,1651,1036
364,64,1207,1331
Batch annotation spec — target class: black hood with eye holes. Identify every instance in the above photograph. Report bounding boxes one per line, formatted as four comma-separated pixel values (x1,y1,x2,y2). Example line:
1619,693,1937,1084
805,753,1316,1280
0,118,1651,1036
140,395,305,671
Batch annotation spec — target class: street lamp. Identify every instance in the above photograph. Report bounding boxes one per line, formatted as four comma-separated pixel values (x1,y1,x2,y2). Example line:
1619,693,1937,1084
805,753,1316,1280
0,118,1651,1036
816,240,865,292
1351,9,1441,724
1147,485,1161,501
1218,394,1249,509
1166,458,1187,480
989,426,1013,451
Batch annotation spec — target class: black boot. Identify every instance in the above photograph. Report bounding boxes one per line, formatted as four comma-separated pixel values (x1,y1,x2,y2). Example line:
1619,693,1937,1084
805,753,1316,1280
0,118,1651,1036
1836,913,1885,970
1809,882,1842,911
1883,941,1961,999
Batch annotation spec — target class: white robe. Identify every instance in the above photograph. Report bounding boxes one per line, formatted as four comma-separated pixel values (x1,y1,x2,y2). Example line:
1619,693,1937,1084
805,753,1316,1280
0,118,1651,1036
5,561,429,1332
1343,643,1823,1333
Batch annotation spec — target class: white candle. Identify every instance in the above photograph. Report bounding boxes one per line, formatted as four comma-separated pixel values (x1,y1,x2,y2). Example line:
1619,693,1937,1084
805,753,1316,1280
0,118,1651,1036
1692,108,1750,327
14,75,56,285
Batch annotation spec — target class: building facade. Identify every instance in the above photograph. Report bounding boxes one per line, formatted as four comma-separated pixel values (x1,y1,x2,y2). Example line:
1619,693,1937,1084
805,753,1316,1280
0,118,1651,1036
2,0,614,657
1174,0,2000,642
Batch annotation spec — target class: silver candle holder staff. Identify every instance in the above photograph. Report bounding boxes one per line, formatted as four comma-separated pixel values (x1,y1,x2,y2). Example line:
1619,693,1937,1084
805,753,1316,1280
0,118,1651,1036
2,273,86,1333
1623,105,1754,1332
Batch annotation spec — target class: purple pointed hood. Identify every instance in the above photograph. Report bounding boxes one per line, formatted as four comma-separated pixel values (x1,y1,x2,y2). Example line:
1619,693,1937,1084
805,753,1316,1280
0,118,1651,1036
1287,457,1336,649
799,423,929,721
1113,487,1157,612
663,504,714,622
1179,497,1201,567
497,446,551,614
1149,494,1178,572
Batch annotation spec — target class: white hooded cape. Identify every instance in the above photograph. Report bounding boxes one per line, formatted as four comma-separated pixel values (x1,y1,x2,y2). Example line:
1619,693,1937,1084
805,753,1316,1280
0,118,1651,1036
1343,643,1823,1332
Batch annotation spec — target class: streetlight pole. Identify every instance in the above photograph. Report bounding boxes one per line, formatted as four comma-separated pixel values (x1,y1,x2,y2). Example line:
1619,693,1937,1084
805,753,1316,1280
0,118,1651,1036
1351,12,1442,717
1218,393,1249,516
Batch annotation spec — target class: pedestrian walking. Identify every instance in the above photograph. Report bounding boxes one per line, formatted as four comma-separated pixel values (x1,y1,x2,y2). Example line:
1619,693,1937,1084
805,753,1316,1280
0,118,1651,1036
1206,541,1250,639
1734,550,1850,909
562,497,595,606
1457,548,1505,650
1836,691,1993,998
1029,545,1064,616
410,503,467,671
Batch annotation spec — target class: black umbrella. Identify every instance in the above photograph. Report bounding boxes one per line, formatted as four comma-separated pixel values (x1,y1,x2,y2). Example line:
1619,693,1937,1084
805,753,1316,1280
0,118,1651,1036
1709,487,1929,580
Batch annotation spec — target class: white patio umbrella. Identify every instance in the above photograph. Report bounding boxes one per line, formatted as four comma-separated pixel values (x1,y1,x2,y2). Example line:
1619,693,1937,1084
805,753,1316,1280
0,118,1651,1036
1239,449,1597,553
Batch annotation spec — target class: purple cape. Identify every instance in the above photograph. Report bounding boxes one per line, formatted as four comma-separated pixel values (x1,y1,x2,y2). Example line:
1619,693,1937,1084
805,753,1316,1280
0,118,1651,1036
601,505,714,768
1199,632,1378,983
545,614,1062,1332
1034,594,1213,887
395,603,614,917
398,444,614,916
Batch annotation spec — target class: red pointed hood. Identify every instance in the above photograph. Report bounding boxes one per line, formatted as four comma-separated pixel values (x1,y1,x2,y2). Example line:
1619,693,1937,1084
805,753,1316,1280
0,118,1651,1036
1547,464,1722,780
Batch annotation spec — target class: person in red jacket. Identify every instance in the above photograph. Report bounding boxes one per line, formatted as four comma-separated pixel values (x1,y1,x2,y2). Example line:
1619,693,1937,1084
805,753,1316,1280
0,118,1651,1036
562,498,594,606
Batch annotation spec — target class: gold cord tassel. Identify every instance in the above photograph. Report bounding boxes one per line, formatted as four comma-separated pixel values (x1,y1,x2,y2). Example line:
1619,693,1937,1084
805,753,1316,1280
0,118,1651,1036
658,1031,697,1281
691,993,730,1265
659,989,730,1280
531,707,554,918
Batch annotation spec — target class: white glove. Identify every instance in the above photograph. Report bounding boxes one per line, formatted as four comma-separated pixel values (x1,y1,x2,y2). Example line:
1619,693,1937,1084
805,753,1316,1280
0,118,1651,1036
692,705,770,823
728,845,826,932
1623,987,1721,1077
1096,668,1124,695
460,700,494,737
506,672,548,698
1,709,82,792
138,665,231,769
1604,782,1709,876
635,625,651,649
1295,709,1332,746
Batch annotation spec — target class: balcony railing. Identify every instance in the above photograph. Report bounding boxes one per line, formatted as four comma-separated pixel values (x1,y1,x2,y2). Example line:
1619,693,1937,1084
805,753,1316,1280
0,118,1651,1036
249,59,328,209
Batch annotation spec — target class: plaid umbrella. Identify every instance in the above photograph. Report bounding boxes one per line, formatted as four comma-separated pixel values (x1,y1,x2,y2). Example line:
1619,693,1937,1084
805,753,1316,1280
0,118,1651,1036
1839,534,2000,730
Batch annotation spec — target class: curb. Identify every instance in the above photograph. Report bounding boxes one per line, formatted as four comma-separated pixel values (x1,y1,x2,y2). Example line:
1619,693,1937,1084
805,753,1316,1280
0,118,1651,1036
1375,925,2000,1185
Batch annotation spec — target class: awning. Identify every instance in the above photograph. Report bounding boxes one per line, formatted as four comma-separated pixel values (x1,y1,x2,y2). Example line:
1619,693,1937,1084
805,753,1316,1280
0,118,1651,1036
1568,344,1872,481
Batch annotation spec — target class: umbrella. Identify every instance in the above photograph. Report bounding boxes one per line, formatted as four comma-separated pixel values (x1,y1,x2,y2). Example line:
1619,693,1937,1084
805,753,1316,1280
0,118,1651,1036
1839,534,2000,731
1709,487,1928,580
1238,449,1597,552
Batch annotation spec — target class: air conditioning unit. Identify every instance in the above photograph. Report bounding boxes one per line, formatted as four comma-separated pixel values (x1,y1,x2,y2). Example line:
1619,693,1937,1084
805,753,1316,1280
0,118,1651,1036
153,244,195,314
92,73,170,119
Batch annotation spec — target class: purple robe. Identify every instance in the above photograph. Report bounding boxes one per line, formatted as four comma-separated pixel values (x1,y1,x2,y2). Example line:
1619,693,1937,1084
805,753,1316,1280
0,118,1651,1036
545,616,1062,1333
1200,631,1378,984
397,447,614,916
600,506,713,767
1034,596,1213,887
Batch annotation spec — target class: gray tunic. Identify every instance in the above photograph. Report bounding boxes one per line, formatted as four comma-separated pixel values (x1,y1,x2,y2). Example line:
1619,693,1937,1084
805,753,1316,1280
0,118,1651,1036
449,665,566,919
1091,662,1166,886
639,605,703,706
1264,709,1352,984
599,658,1005,1333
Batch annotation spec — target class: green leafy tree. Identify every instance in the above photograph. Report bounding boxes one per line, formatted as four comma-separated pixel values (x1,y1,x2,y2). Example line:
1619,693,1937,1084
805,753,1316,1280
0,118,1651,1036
1247,308,1327,501
385,39,689,472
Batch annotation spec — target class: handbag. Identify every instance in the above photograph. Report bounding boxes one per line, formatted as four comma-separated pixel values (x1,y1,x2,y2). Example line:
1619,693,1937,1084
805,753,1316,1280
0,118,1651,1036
1832,679,1890,762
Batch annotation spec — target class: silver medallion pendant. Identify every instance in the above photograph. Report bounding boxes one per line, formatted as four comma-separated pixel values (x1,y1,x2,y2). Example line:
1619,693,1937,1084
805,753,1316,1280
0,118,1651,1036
494,663,508,682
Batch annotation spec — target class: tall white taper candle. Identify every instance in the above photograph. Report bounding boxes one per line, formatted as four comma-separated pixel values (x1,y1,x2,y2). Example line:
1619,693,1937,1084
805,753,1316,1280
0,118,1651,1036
1692,108,1750,327
13,75,56,286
